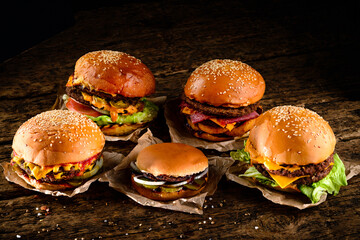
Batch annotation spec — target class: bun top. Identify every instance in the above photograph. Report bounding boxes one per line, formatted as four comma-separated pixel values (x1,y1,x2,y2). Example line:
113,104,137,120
246,106,336,165
184,59,265,108
12,110,105,166
73,50,155,97
136,143,208,177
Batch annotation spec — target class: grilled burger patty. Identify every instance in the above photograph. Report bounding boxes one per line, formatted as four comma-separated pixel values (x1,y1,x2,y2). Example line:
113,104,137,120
184,96,261,118
24,165,80,183
143,172,194,183
66,85,142,106
254,154,334,185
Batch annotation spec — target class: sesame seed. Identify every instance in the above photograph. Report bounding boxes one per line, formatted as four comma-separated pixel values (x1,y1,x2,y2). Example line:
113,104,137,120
266,106,332,144
84,50,142,66
188,59,264,101
15,110,104,152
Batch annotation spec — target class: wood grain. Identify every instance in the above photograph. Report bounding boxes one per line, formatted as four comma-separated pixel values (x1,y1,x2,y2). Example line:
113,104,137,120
0,0,359,239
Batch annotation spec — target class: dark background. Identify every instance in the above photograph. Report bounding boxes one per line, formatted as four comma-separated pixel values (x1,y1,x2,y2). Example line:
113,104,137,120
1,0,359,63
1,0,144,62
1,1,360,239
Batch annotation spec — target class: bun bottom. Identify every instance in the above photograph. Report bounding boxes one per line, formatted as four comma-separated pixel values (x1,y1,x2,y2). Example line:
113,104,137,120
131,176,206,201
194,131,233,141
101,123,146,136
13,167,74,191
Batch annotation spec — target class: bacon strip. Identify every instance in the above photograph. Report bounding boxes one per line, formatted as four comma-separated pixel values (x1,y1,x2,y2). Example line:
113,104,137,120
190,112,211,123
216,111,259,125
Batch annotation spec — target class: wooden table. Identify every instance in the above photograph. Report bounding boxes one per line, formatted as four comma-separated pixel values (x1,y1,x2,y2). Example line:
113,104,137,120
1,1,359,239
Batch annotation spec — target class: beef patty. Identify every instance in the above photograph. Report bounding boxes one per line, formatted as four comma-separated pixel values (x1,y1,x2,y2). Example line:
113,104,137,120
254,154,334,185
12,155,101,183
139,168,207,183
66,85,141,105
184,96,262,118
142,172,194,183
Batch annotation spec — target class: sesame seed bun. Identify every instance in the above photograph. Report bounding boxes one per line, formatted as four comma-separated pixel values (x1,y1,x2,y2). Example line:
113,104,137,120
136,143,208,177
245,106,336,165
193,131,233,142
184,59,265,108
12,110,105,166
73,50,155,97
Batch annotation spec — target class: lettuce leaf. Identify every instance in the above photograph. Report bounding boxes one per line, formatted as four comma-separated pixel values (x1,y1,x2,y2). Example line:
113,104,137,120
231,142,347,203
230,141,250,163
240,166,279,187
231,142,278,187
299,153,347,203
87,98,159,126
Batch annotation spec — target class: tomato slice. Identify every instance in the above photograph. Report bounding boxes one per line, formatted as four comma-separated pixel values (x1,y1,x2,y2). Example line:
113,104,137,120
66,97,103,117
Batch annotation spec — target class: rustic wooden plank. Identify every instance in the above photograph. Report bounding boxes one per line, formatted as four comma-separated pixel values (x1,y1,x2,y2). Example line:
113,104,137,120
0,177,359,239
0,95,58,143
0,0,359,239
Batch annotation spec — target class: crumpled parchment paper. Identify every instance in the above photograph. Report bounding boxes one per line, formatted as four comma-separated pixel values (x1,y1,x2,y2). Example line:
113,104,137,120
226,159,360,209
99,129,234,214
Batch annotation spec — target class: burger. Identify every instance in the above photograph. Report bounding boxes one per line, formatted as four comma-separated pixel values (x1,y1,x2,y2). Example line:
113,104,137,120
231,105,347,203
65,50,159,136
180,59,265,141
130,143,209,201
10,110,105,190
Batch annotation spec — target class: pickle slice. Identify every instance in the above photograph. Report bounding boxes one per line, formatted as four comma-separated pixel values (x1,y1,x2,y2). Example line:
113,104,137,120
161,186,182,193
110,100,130,108
72,157,103,180
184,178,206,190
142,184,159,190
194,178,205,185
67,180,83,187
184,183,200,190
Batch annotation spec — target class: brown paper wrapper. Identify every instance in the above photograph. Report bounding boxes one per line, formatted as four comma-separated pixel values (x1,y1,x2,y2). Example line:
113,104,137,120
226,159,360,209
52,94,167,142
1,152,124,197
164,99,249,152
99,129,234,214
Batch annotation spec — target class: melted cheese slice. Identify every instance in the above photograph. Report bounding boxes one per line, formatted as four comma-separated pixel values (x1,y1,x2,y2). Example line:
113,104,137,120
11,156,95,180
268,173,306,189
66,75,97,92
209,118,236,131
181,106,194,115
181,107,236,131
81,92,139,122
251,156,308,189
66,75,74,87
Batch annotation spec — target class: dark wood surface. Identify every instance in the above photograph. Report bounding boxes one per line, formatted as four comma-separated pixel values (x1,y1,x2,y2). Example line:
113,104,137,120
1,1,359,239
